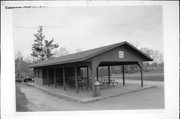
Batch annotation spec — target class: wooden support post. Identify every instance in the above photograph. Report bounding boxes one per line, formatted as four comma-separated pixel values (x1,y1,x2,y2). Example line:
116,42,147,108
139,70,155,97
122,65,125,86
141,67,143,87
34,70,36,78
62,67,66,90
46,69,49,86
75,66,78,93
96,67,99,81
87,66,89,79
87,66,89,89
90,64,96,97
54,68,57,88
108,65,111,85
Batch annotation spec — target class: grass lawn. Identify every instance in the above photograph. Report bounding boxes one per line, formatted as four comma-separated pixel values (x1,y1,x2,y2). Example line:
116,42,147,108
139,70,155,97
112,70,164,81
124,74,164,81
16,85,29,112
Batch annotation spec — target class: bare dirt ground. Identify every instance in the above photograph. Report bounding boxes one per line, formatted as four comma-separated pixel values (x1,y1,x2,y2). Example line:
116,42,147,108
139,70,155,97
17,81,164,111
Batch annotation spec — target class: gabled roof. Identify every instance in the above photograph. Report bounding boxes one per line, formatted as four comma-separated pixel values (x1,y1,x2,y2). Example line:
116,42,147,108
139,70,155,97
30,41,153,68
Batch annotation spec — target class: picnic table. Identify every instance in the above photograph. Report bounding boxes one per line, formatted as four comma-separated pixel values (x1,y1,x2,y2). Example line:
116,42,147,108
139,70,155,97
100,78,118,87
77,77,118,91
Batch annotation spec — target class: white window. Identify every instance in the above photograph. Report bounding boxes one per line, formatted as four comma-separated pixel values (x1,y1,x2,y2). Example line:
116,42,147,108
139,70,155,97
119,51,124,58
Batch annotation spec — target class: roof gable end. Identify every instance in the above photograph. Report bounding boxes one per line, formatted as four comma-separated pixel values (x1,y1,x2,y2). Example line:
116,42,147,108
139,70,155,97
30,41,152,68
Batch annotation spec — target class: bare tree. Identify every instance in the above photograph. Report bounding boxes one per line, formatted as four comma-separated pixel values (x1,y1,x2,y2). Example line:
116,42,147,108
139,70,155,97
59,47,69,56
76,48,82,53
130,41,140,49
15,51,34,80
141,47,164,71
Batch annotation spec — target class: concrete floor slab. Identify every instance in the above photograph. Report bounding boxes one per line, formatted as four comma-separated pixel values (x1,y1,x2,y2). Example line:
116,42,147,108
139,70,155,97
26,80,156,103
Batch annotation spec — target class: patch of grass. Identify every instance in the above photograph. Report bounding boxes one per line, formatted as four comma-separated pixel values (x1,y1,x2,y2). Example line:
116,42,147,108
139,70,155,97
125,74,164,81
112,71,164,81
16,86,29,112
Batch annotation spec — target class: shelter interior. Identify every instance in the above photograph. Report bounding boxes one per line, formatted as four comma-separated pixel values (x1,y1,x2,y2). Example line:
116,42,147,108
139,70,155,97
34,61,143,94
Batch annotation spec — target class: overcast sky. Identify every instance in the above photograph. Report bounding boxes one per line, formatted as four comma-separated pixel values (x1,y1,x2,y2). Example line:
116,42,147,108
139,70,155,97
14,6,163,58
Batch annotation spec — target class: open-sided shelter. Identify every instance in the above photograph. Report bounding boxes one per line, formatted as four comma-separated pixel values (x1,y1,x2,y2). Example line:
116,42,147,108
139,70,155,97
30,41,152,97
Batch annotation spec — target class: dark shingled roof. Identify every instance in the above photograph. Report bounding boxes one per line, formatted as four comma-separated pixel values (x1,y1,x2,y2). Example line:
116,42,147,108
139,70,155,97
30,41,153,68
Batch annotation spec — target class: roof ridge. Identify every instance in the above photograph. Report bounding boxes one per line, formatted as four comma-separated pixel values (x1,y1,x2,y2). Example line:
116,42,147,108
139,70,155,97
30,41,152,68
62,41,125,56
33,41,126,64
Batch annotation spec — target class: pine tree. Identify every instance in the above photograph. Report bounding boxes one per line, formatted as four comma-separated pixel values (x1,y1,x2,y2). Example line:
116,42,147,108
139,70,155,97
31,26,59,61
44,38,59,59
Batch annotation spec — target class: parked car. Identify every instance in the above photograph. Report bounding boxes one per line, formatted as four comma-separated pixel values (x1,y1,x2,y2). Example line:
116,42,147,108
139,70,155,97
23,78,34,83
16,79,22,83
